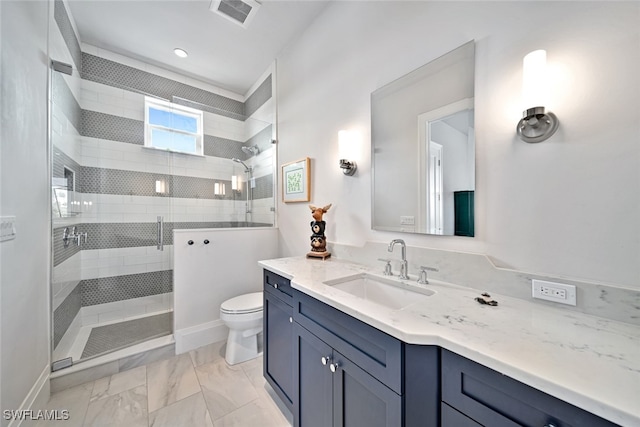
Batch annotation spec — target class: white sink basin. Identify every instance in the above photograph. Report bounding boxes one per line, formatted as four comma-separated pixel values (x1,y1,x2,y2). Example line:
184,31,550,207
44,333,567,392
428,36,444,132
324,273,434,310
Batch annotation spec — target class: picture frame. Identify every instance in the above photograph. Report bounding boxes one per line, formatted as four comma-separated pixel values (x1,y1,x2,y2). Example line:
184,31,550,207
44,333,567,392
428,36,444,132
282,157,310,203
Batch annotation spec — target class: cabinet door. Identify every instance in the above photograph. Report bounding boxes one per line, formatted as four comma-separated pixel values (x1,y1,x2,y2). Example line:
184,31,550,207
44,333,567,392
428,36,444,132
295,324,333,427
264,291,294,409
332,349,402,427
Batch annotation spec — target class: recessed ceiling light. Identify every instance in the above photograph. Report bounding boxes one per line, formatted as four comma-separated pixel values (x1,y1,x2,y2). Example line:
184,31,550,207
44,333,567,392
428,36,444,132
173,48,188,58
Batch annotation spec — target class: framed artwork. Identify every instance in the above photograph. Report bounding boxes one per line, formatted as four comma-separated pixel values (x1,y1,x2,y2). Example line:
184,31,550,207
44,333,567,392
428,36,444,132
282,157,310,203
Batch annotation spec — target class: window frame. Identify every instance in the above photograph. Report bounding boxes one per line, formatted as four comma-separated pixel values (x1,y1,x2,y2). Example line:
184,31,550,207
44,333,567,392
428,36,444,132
144,96,204,156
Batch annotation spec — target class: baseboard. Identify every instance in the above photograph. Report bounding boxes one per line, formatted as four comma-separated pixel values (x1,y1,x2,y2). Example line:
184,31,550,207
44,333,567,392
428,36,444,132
174,320,228,354
7,364,50,427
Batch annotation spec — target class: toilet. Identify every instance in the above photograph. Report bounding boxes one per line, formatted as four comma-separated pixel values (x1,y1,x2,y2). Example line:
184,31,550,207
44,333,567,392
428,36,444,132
220,292,263,365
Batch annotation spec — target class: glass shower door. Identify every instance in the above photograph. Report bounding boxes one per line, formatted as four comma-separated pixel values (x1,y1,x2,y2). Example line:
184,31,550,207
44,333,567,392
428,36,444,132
50,62,175,367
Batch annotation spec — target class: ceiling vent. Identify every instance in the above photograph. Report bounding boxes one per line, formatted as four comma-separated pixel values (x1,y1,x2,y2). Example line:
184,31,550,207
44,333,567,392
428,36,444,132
210,0,261,28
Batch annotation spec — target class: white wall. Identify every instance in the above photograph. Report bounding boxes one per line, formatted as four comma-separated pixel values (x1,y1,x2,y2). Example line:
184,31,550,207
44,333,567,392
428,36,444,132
173,228,278,353
0,0,51,423
276,2,640,289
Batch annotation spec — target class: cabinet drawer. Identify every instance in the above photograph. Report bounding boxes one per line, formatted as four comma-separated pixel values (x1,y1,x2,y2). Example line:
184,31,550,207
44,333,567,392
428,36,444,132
442,350,619,427
263,269,293,303
294,290,402,394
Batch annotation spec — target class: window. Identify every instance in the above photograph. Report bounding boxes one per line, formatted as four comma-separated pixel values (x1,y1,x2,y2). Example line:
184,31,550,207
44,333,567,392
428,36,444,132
144,97,204,155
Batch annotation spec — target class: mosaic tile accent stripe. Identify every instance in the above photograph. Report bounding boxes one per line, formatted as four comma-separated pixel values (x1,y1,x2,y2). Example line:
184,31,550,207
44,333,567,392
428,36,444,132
81,110,249,159
203,135,246,159
82,110,144,145
78,221,271,251
53,282,81,349
245,74,272,118
54,0,82,72
82,53,245,120
245,125,274,154
81,270,173,306
80,167,273,201
52,71,82,133
252,174,274,200
53,225,82,267
173,97,247,121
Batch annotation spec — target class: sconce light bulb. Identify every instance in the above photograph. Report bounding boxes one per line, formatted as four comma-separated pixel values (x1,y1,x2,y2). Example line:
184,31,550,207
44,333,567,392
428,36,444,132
522,49,548,109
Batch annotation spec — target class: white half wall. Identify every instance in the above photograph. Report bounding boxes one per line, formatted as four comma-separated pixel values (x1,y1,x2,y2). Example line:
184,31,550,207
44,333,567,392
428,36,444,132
173,228,278,353
276,1,640,289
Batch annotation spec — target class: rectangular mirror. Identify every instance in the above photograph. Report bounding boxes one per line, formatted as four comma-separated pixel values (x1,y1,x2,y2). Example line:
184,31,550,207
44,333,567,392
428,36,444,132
372,41,475,236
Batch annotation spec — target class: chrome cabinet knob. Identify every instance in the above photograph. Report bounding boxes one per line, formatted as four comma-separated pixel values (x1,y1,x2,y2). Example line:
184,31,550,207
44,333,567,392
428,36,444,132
289,316,293,323
274,284,278,289
321,356,331,366
329,362,340,373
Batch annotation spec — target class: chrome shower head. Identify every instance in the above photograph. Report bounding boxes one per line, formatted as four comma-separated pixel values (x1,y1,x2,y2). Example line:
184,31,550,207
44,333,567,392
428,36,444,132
232,158,252,172
241,146,259,155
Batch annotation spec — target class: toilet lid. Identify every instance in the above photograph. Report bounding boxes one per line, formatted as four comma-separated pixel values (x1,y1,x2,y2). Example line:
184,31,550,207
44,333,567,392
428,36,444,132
221,292,263,314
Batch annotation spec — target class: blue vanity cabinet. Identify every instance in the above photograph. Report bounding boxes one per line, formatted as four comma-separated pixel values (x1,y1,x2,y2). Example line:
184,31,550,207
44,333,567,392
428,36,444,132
441,349,619,427
263,270,295,411
294,323,402,427
293,289,439,427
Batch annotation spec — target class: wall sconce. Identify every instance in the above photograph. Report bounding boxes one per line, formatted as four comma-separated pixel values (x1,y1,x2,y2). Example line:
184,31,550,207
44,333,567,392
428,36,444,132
231,175,241,193
155,180,166,194
338,130,358,176
517,50,559,143
214,182,226,196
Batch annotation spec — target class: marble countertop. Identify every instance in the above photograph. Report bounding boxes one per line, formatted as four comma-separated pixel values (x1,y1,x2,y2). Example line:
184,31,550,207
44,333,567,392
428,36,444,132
259,256,640,426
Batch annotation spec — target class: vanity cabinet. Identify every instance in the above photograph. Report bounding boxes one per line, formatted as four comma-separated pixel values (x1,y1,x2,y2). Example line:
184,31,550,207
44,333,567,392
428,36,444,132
441,349,619,427
263,270,295,411
295,323,402,427
293,288,439,427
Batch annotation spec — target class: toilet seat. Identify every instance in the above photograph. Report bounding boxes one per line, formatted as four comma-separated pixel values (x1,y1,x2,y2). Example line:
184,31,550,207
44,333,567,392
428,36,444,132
220,292,263,314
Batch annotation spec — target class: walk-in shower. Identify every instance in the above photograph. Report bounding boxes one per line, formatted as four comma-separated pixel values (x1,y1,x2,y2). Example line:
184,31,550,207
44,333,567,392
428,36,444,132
49,0,276,372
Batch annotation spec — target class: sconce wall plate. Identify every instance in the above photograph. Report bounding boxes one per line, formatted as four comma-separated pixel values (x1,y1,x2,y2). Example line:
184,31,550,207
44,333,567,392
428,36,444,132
339,159,357,176
517,106,559,143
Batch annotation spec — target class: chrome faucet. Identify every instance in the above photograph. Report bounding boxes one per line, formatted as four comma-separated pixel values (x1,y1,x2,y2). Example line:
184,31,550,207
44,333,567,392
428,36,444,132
388,239,409,279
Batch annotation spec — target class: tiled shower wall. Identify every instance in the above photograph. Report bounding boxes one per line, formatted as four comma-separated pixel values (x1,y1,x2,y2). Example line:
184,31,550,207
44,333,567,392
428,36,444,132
51,0,276,352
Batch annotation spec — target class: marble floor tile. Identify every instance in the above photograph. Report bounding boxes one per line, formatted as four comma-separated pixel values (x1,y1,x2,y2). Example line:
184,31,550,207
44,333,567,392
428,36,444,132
213,397,291,427
34,382,93,427
189,340,226,367
196,358,259,421
149,392,213,427
238,355,264,389
83,385,148,427
147,353,200,413
91,366,146,402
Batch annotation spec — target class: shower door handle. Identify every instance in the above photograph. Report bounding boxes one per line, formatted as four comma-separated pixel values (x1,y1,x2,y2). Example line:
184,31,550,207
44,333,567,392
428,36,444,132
157,216,164,251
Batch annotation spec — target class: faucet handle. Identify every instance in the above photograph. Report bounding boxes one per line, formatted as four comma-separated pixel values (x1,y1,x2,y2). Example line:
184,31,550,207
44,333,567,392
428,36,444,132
417,266,438,284
377,258,393,276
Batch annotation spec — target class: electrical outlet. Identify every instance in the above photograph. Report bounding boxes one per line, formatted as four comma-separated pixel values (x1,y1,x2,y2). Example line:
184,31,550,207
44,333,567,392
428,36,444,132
400,216,415,225
532,279,576,306
0,216,16,242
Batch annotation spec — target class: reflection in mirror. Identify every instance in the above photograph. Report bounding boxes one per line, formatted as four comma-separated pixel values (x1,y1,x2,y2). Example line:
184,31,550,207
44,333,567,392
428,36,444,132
372,41,475,236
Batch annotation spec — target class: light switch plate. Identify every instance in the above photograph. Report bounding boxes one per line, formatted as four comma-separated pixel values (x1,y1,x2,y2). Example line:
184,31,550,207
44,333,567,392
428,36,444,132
0,216,16,242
